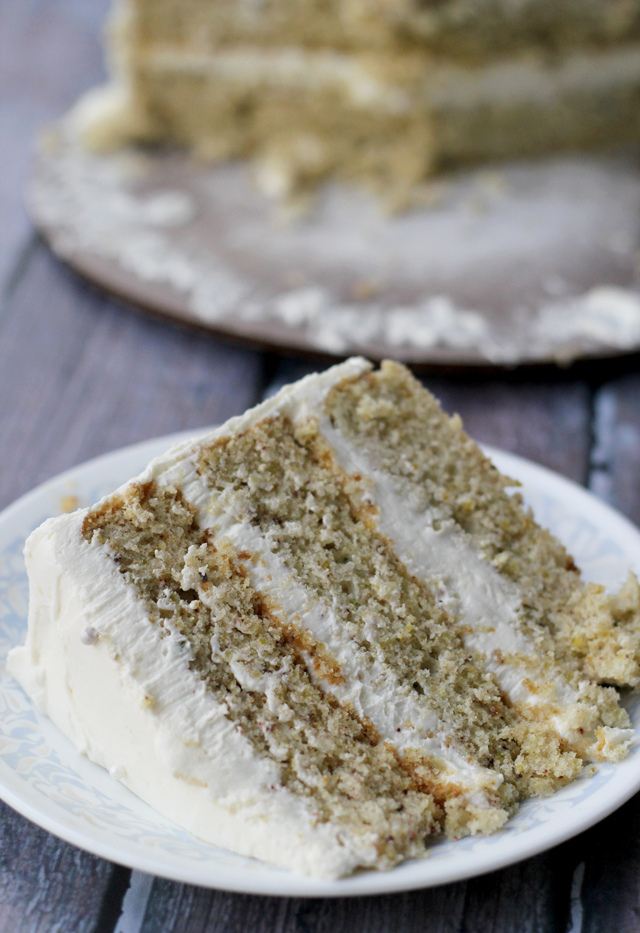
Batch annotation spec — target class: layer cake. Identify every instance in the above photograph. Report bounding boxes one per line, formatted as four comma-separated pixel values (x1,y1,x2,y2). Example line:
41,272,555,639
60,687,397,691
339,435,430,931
8,359,640,877
71,0,640,202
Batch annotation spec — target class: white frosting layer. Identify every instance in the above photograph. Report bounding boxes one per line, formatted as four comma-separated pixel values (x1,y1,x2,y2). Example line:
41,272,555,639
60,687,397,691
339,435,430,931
130,43,640,115
427,44,640,110
144,47,410,113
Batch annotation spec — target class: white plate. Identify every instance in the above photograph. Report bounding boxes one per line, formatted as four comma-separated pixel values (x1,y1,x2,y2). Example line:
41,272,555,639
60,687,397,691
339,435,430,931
1,432,640,897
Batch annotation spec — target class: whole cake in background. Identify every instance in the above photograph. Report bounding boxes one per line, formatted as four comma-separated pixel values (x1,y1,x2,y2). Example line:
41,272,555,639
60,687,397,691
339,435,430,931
8,359,640,878
69,0,640,203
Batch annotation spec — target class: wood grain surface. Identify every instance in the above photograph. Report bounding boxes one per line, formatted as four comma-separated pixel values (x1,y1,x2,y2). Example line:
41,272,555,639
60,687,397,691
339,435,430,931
1,2,640,931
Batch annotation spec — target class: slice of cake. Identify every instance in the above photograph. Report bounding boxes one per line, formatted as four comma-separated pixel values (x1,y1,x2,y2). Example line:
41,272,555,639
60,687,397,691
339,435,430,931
70,0,640,203
8,358,640,878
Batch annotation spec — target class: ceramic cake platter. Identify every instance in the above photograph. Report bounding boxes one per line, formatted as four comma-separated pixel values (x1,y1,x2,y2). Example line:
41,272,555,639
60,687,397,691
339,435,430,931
30,130,640,369
1,429,640,896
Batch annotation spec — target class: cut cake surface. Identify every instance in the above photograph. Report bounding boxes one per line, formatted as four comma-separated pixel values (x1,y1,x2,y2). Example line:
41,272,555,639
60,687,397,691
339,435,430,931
8,358,640,878
69,0,640,204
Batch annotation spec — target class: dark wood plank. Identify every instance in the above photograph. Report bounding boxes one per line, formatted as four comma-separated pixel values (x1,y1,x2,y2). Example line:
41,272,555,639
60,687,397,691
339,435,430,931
459,848,575,933
578,795,640,933
0,243,264,511
261,355,322,401
138,879,467,933
133,848,576,933
565,371,640,933
0,800,124,933
588,373,640,526
0,0,110,294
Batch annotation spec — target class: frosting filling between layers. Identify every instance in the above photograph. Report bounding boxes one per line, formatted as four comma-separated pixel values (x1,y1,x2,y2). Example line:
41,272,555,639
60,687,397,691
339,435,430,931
133,44,640,110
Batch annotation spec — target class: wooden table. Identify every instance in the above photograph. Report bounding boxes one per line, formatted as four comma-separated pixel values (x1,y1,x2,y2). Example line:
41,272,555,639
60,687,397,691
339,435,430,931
2,2,640,930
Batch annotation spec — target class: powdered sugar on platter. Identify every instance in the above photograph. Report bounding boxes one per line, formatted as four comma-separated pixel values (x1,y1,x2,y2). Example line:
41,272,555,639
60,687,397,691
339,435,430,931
29,127,640,366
